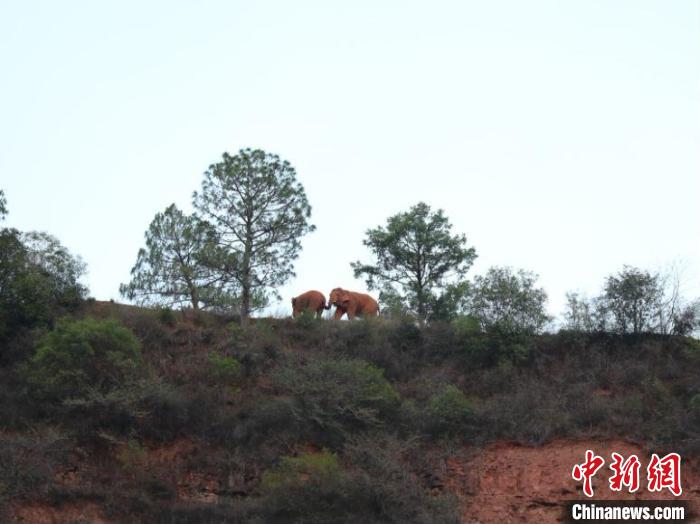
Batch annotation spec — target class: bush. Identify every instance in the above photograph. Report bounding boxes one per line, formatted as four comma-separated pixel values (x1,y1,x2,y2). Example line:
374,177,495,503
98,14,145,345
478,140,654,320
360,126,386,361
257,451,370,523
157,307,177,326
208,353,242,384
257,447,459,524
327,320,426,381
461,327,534,367
59,377,240,445
0,429,69,513
271,356,400,447
479,381,570,445
294,309,318,329
26,317,142,401
343,435,460,523
451,315,480,336
226,321,282,377
260,450,341,490
425,384,475,438
135,382,207,443
155,504,248,524
231,396,302,450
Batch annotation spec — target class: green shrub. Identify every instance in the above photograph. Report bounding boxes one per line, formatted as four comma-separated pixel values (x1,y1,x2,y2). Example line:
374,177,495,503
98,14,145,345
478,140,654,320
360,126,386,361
342,435,460,524
157,307,176,326
260,451,340,490
116,437,147,470
60,385,149,442
227,321,245,346
271,356,400,446
231,396,302,449
256,447,458,524
226,321,282,376
294,309,318,328
328,320,425,381
425,384,475,438
389,319,423,351
478,377,571,444
461,328,534,368
451,315,480,336
208,353,242,384
257,451,371,523
135,382,207,442
26,317,142,401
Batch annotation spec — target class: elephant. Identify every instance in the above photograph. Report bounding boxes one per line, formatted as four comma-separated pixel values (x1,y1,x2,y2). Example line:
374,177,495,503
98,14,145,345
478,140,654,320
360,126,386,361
328,287,380,320
291,290,329,318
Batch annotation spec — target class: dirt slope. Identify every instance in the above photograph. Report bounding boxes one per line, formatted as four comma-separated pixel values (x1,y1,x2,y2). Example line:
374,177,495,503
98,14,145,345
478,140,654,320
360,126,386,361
444,439,699,523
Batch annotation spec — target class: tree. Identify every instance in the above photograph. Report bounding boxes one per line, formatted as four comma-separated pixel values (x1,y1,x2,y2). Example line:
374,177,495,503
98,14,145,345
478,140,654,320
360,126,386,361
193,149,315,321
0,189,7,221
352,202,477,321
598,266,663,334
671,299,700,336
120,204,223,310
562,291,600,332
21,231,87,305
465,266,550,333
562,264,700,336
0,191,87,348
656,262,700,336
0,229,87,343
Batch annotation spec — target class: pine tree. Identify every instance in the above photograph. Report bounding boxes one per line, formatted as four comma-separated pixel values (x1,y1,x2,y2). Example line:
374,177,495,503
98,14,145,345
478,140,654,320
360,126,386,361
193,149,314,320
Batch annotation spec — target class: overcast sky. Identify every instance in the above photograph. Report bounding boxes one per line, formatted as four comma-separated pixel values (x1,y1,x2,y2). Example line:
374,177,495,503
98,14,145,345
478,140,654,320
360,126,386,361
1,1,698,318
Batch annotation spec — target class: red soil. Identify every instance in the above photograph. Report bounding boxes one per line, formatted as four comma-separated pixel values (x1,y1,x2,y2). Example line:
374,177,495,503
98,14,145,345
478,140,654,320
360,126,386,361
444,439,699,523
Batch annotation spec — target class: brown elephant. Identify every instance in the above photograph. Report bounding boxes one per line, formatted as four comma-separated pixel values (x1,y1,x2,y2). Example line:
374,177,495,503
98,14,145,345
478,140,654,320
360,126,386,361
328,287,380,320
291,290,329,318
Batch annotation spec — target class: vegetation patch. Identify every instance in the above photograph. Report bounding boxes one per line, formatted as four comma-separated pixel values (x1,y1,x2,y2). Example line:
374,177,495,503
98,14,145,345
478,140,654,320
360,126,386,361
25,317,142,401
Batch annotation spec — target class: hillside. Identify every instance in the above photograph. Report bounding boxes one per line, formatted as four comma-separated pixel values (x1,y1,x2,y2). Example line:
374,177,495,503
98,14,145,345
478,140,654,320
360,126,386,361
2,301,700,523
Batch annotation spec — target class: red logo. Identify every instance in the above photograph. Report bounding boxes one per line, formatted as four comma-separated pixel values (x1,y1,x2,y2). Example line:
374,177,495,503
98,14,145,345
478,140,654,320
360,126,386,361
647,453,682,496
572,451,682,498
609,452,641,493
572,449,606,498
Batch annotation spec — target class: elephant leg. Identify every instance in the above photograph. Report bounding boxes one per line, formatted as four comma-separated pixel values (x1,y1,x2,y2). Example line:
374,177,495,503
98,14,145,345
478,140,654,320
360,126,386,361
347,306,357,320
333,308,345,320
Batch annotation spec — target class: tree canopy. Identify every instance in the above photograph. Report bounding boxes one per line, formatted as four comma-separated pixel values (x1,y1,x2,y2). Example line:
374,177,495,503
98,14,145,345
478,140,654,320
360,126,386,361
193,149,315,320
563,265,699,336
0,228,87,343
352,202,476,321
600,266,663,334
465,266,550,334
0,189,7,221
120,204,223,310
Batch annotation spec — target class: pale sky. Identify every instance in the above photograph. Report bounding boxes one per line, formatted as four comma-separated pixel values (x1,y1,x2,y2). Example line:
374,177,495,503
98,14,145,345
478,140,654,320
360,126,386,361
1,1,699,319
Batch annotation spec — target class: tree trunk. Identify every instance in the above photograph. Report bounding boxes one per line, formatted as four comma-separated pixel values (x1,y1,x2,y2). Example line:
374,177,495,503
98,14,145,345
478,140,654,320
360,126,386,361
240,225,253,324
191,287,199,310
241,279,251,324
416,280,426,324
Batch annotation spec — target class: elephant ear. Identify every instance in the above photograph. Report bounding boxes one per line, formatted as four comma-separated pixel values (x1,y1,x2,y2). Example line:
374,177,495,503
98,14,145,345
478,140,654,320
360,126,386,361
339,291,351,304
